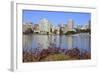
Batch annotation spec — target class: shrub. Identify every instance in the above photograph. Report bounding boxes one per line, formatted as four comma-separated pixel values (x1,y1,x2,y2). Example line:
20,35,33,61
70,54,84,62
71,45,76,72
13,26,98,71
65,31,76,35
23,28,33,34
80,52,91,59
65,48,80,59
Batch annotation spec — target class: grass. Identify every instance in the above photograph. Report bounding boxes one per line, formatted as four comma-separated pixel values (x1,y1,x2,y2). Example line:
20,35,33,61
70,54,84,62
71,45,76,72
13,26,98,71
41,54,77,61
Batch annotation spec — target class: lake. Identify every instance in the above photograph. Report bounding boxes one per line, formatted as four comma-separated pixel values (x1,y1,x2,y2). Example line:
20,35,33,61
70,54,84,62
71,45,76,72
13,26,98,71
23,33,91,53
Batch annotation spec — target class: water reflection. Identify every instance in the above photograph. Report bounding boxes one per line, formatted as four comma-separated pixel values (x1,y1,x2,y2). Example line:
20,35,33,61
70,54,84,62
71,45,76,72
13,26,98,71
23,33,90,53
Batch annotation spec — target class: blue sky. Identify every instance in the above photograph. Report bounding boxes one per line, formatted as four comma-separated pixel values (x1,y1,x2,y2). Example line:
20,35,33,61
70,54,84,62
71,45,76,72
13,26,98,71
22,10,91,26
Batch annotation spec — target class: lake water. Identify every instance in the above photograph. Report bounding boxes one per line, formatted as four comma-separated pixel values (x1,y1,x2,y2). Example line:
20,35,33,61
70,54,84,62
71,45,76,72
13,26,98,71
23,33,91,53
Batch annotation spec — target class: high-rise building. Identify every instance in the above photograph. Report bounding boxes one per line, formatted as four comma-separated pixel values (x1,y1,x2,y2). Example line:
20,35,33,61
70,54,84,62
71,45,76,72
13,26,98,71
67,19,74,31
62,19,74,34
82,20,91,29
39,18,51,34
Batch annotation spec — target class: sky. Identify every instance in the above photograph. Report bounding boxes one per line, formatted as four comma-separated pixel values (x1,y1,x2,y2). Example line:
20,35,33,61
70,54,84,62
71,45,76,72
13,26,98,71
22,10,91,26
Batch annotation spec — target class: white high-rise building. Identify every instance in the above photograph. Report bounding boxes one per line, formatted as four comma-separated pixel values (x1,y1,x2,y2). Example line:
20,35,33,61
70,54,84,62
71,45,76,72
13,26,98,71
67,19,74,31
62,19,74,33
39,18,51,34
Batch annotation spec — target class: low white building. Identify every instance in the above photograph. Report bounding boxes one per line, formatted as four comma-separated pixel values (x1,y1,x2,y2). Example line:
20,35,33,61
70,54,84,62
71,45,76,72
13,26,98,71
33,24,40,33
22,22,33,33
55,26,60,34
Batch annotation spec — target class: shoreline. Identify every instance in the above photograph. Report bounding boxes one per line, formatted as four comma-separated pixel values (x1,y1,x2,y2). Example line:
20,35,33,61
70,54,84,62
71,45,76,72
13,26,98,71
23,32,90,36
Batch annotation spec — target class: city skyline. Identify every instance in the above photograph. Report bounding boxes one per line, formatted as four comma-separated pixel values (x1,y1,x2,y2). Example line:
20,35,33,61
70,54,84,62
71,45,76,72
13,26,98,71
22,10,91,26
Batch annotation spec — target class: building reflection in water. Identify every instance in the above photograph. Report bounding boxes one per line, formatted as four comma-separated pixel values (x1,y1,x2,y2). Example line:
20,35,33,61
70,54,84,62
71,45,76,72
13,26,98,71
23,34,90,53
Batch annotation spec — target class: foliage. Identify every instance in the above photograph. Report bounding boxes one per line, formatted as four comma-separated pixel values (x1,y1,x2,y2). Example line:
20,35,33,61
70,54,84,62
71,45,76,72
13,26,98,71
23,48,91,62
23,28,33,34
75,29,91,34
65,31,76,35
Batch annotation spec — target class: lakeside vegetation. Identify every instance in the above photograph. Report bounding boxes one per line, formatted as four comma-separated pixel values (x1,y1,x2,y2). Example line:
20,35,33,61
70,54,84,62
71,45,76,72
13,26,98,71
65,29,91,35
23,48,91,62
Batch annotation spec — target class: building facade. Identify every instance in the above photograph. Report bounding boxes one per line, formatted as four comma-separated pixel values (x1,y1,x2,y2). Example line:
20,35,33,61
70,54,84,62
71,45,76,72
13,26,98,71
33,24,40,33
67,19,74,31
39,18,51,34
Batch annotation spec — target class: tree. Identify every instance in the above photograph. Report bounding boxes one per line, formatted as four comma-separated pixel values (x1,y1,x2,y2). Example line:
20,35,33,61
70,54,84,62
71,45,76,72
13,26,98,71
65,31,76,35
59,28,63,35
